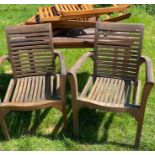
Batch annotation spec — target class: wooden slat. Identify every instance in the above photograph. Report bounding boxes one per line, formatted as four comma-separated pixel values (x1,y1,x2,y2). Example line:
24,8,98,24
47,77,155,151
116,80,125,105
13,57,53,65
96,64,137,73
19,77,28,102
12,53,52,59
32,76,40,101
24,77,32,102
28,77,35,101
12,79,21,102
11,45,51,51
47,7,54,17
132,80,141,105
41,76,46,99
91,77,103,100
96,51,139,57
103,78,114,104
6,24,50,34
88,77,99,99
71,4,77,11
80,76,93,97
15,78,25,102
50,76,54,98
55,74,60,96
39,7,60,22
14,67,54,74
95,78,107,102
111,80,122,105
37,76,43,100
96,73,136,81
97,68,136,76
97,22,143,33
3,79,15,103
135,81,141,105
11,40,50,47
9,37,50,44
99,78,111,104
15,72,54,79
107,79,118,104
96,61,137,68
96,57,138,64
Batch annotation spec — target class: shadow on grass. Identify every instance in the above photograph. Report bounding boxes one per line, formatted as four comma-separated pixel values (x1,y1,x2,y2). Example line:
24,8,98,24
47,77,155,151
0,74,13,102
36,72,127,148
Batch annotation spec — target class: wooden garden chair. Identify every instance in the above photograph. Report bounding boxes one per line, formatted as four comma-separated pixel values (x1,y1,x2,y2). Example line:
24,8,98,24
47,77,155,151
0,23,67,140
68,22,154,148
25,4,131,29
38,4,130,23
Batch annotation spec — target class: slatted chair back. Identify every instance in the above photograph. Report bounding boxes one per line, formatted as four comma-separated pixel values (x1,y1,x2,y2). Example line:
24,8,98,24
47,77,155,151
55,4,94,15
93,22,144,82
5,24,55,79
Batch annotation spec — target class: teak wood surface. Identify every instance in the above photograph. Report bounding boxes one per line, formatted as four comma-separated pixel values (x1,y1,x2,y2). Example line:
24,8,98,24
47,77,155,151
25,4,131,31
38,4,130,22
68,22,154,148
0,23,67,140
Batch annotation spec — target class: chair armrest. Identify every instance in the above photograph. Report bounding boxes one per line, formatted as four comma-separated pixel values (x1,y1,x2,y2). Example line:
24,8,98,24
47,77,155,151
68,52,94,75
54,51,67,104
54,51,67,76
68,52,94,99
140,56,154,86
0,55,10,64
139,56,154,110
0,55,10,103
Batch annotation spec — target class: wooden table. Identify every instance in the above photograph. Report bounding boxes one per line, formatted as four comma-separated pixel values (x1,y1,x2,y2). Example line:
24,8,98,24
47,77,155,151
53,28,95,48
53,37,94,48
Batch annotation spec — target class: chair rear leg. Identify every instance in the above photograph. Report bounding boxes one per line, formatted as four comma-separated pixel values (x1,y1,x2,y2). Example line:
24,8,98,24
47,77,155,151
73,105,79,137
62,108,67,130
135,119,144,149
0,117,10,140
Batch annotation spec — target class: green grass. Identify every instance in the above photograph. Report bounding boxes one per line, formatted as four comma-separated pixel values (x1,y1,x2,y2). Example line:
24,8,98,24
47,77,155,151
0,4,155,150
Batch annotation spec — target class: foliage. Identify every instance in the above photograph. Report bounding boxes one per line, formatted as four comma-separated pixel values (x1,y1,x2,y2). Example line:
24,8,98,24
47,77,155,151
136,4,155,15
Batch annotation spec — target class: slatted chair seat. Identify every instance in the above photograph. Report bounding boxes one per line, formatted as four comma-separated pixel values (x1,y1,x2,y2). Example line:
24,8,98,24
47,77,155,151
1,75,62,110
78,77,132,108
3,75,58,103
0,23,67,140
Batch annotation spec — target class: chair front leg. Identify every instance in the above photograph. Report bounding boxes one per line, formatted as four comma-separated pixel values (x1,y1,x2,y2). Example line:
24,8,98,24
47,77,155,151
135,117,144,149
68,52,94,137
60,75,67,130
68,73,79,137
135,83,154,148
0,110,10,140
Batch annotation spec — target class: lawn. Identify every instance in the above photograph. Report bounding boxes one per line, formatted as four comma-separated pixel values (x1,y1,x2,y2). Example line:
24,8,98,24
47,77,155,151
0,4,155,151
